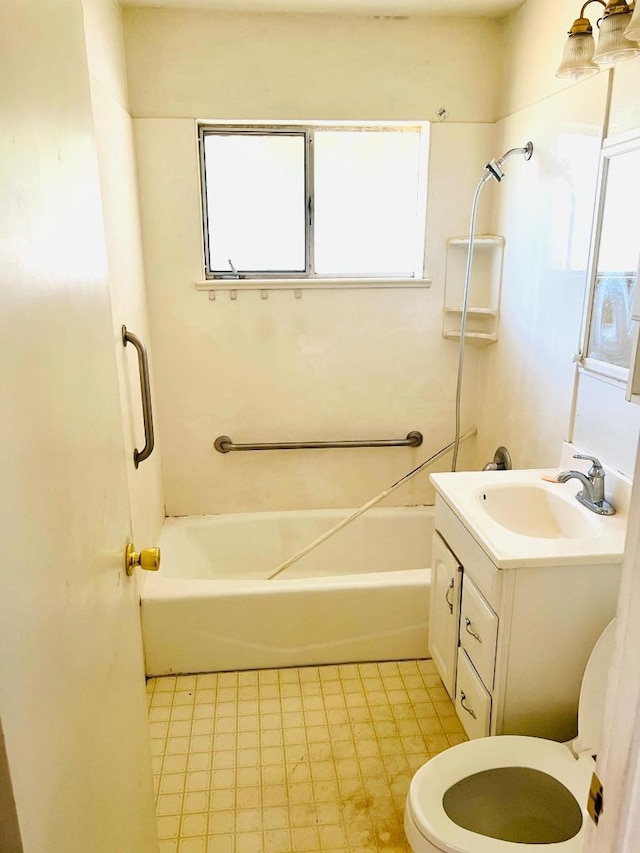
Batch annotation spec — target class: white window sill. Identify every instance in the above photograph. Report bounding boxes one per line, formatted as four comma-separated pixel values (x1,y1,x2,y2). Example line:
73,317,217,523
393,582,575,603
195,277,432,294
579,357,630,389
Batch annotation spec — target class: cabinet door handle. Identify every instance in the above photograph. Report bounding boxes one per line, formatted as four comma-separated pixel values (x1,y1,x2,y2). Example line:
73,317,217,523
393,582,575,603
465,617,482,643
445,578,455,614
459,690,477,719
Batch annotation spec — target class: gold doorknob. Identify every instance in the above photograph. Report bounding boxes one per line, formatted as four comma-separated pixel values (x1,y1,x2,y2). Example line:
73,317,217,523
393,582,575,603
125,543,161,576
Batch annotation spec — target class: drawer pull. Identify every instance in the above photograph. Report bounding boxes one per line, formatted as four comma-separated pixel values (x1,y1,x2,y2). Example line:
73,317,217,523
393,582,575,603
459,690,477,719
465,617,483,643
445,578,455,614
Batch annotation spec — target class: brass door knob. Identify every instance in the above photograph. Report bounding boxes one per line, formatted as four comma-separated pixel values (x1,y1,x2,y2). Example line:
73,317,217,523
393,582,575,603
125,543,161,576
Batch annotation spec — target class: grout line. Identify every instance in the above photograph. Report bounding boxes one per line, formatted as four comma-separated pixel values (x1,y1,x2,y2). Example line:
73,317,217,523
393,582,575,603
149,658,463,852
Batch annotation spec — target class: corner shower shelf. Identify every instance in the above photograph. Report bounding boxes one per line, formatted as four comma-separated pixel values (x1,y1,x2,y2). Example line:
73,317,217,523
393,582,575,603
443,235,505,347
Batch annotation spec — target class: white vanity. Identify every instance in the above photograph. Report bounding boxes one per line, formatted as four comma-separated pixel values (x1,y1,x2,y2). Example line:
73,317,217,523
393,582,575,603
429,461,628,743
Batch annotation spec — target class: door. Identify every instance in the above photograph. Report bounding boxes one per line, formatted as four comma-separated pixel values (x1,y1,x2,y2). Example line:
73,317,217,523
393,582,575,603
429,531,463,698
0,1,158,850
585,434,640,852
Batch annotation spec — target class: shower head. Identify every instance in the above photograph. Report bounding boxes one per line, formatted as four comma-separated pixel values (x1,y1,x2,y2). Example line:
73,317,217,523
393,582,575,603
485,141,534,182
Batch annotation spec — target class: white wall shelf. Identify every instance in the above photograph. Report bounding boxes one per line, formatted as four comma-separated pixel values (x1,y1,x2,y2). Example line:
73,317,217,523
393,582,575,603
443,235,505,346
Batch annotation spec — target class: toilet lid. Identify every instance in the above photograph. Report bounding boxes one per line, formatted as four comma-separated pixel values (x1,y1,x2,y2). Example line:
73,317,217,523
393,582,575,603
575,619,617,756
407,735,593,852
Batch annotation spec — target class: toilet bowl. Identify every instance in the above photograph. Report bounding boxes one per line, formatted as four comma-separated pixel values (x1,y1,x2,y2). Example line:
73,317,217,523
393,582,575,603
405,620,616,852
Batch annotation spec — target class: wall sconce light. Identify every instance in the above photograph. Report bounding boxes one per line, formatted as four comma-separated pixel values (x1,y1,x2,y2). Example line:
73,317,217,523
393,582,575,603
624,0,640,39
557,0,640,79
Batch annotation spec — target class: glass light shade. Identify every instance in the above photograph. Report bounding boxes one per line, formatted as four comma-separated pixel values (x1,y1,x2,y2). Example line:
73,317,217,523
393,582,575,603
625,3,640,41
593,11,640,65
556,32,600,78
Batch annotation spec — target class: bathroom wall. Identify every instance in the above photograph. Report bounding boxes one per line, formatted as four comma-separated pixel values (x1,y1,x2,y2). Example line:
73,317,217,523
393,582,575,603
476,74,608,470
123,9,505,122
125,3,640,508
83,0,165,547
476,0,640,477
571,56,640,475
124,9,503,515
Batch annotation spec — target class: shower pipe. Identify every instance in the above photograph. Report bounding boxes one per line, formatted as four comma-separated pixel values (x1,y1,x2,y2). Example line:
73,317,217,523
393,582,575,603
122,325,155,468
451,142,533,472
267,427,476,580
214,431,423,453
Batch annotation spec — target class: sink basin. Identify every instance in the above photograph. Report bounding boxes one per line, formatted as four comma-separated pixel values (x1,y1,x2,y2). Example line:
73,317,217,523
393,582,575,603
476,484,599,539
430,463,628,568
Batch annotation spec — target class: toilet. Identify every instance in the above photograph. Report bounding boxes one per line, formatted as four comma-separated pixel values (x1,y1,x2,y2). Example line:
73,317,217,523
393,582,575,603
405,620,616,852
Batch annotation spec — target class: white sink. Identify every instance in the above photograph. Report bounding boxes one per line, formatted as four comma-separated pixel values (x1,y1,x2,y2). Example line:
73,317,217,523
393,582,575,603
476,483,599,540
430,467,628,568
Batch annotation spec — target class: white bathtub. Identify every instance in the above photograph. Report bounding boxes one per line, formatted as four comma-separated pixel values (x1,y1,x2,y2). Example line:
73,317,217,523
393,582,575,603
141,506,433,676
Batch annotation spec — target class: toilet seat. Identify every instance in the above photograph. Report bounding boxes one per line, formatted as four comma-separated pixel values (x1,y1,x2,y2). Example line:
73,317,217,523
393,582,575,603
405,735,594,853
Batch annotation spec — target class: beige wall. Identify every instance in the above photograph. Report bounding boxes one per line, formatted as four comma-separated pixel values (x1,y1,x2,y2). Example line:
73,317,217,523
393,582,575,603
134,117,495,514
123,9,505,122
499,0,588,117
608,55,640,138
477,74,608,470
124,9,505,515
125,2,640,517
84,0,165,547
571,55,640,476
477,0,640,477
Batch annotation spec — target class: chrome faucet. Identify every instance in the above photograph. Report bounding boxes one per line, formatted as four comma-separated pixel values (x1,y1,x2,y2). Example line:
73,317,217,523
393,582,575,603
556,454,615,516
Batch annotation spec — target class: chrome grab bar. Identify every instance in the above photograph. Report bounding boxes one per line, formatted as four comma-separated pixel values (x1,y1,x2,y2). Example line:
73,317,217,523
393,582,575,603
214,431,423,453
122,325,155,468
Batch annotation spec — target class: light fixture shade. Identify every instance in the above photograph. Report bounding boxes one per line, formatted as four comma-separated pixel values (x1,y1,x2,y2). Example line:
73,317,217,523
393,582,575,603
556,32,600,78
625,2,640,41
593,10,640,65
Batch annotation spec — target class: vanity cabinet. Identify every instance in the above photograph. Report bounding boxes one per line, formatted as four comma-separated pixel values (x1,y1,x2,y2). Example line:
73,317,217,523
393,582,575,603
428,533,462,697
431,494,622,742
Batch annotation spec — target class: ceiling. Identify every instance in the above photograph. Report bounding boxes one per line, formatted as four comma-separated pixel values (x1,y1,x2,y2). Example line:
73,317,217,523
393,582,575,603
119,0,524,17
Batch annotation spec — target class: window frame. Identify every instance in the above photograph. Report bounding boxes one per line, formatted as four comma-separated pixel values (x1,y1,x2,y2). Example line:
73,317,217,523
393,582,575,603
198,121,429,282
579,131,640,387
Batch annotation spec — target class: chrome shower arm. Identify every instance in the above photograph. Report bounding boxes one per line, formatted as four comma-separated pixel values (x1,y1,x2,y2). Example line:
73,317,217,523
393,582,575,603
501,142,534,162
485,142,534,183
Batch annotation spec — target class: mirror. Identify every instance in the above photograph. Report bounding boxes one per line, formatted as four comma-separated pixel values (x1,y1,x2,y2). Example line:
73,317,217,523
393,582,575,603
585,137,640,375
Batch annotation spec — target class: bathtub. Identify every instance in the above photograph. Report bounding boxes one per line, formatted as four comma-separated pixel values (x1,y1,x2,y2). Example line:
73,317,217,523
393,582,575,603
141,506,433,676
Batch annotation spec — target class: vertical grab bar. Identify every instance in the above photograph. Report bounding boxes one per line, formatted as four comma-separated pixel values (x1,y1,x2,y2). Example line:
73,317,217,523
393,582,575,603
122,325,155,468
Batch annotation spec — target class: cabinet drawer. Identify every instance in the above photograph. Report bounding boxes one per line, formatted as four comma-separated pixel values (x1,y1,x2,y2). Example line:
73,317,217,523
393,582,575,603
460,576,498,690
456,649,491,739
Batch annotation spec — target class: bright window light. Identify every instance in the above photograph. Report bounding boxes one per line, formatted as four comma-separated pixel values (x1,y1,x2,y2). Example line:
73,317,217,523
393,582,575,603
202,133,306,274
313,129,423,276
199,123,428,280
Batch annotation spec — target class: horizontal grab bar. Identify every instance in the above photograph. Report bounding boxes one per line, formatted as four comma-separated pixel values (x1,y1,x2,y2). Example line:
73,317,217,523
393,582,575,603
267,427,476,580
214,431,423,453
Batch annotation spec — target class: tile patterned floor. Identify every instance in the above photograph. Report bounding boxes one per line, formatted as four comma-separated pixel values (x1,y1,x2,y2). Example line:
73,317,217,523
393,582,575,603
146,660,466,853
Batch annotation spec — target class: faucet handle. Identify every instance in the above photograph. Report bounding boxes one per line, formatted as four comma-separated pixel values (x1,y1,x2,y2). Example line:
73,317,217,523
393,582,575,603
573,454,604,475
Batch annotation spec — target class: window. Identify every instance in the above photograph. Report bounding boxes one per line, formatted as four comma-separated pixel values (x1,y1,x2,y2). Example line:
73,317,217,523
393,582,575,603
582,135,640,381
199,123,428,280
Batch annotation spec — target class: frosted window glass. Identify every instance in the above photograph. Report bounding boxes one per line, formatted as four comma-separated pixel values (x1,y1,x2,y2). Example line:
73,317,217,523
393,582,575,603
204,134,306,273
587,149,640,367
313,130,422,275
